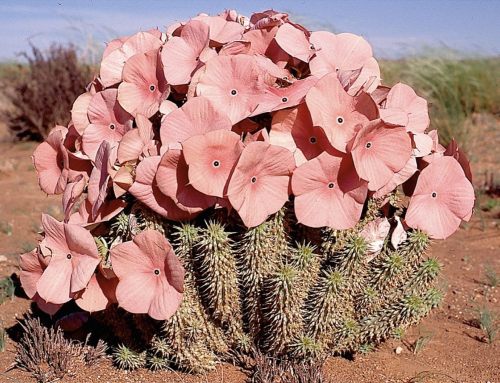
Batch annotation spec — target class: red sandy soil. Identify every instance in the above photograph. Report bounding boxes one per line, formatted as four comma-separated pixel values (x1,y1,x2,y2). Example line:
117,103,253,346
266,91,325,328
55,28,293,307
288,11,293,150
0,141,498,383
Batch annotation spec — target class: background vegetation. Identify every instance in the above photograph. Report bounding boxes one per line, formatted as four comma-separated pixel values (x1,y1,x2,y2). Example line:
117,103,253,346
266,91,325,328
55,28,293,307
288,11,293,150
381,54,499,146
0,43,498,151
0,44,93,141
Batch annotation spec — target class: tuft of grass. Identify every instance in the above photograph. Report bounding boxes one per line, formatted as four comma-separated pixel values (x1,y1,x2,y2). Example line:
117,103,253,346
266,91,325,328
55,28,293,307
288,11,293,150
478,307,498,344
392,327,405,341
20,241,36,253
30,222,43,234
408,371,458,383
410,329,433,355
358,343,375,354
484,264,499,288
0,323,6,352
0,221,13,236
0,276,16,304
481,198,500,213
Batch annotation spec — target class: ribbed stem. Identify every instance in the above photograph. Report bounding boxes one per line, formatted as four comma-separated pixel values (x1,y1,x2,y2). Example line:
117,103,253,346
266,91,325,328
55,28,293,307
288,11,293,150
196,220,243,340
261,264,305,355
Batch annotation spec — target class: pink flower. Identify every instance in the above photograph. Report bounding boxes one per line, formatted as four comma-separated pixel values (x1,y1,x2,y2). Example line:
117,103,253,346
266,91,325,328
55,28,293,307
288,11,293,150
112,164,134,198
36,214,101,305
75,273,118,313
88,141,113,220
337,57,381,96
412,132,434,157
19,249,62,315
379,83,430,134
252,76,318,115
405,156,475,239
371,85,391,106
227,141,295,227
274,22,315,62
62,175,86,222
128,156,194,221
243,26,279,56
82,89,132,161
69,199,126,226
182,130,244,198
373,156,418,198
117,114,155,164
160,96,232,150
192,14,245,46
291,152,367,229
118,50,169,118
250,10,288,29
71,92,93,134
391,216,407,250
195,54,265,124
305,72,378,152
444,139,472,183
421,129,447,164
309,31,380,93
110,229,184,320
32,126,69,195
156,149,216,215
219,40,251,56
360,217,391,259
350,120,413,191
100,31,163,87
269,104,335,166
243,128,269,144
161,20,216,85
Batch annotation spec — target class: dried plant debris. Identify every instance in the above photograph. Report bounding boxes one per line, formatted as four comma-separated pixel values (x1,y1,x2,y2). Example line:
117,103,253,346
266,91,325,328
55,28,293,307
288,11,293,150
12,317,107,383
250,350,326,383
83,336,108,366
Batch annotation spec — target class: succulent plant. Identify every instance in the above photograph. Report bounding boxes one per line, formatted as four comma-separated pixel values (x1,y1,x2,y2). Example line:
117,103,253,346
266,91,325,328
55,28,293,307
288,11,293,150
100,200,443,371
18,7,474,376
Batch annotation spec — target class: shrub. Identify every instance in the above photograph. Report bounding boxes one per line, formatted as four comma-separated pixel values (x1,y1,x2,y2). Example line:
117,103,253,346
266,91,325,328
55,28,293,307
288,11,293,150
4,43,93,140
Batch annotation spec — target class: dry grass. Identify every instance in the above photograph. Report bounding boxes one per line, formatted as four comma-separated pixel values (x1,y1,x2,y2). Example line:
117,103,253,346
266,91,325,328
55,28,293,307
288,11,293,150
381,53,499,148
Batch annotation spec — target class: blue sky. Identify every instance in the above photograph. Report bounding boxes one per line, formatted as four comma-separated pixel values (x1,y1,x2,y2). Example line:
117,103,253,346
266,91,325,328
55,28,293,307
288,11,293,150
0,0,499,61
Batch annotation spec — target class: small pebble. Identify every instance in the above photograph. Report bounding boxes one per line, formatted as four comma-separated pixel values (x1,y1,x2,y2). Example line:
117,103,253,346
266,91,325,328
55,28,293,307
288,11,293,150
395,346,403,355
0,255,7,263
